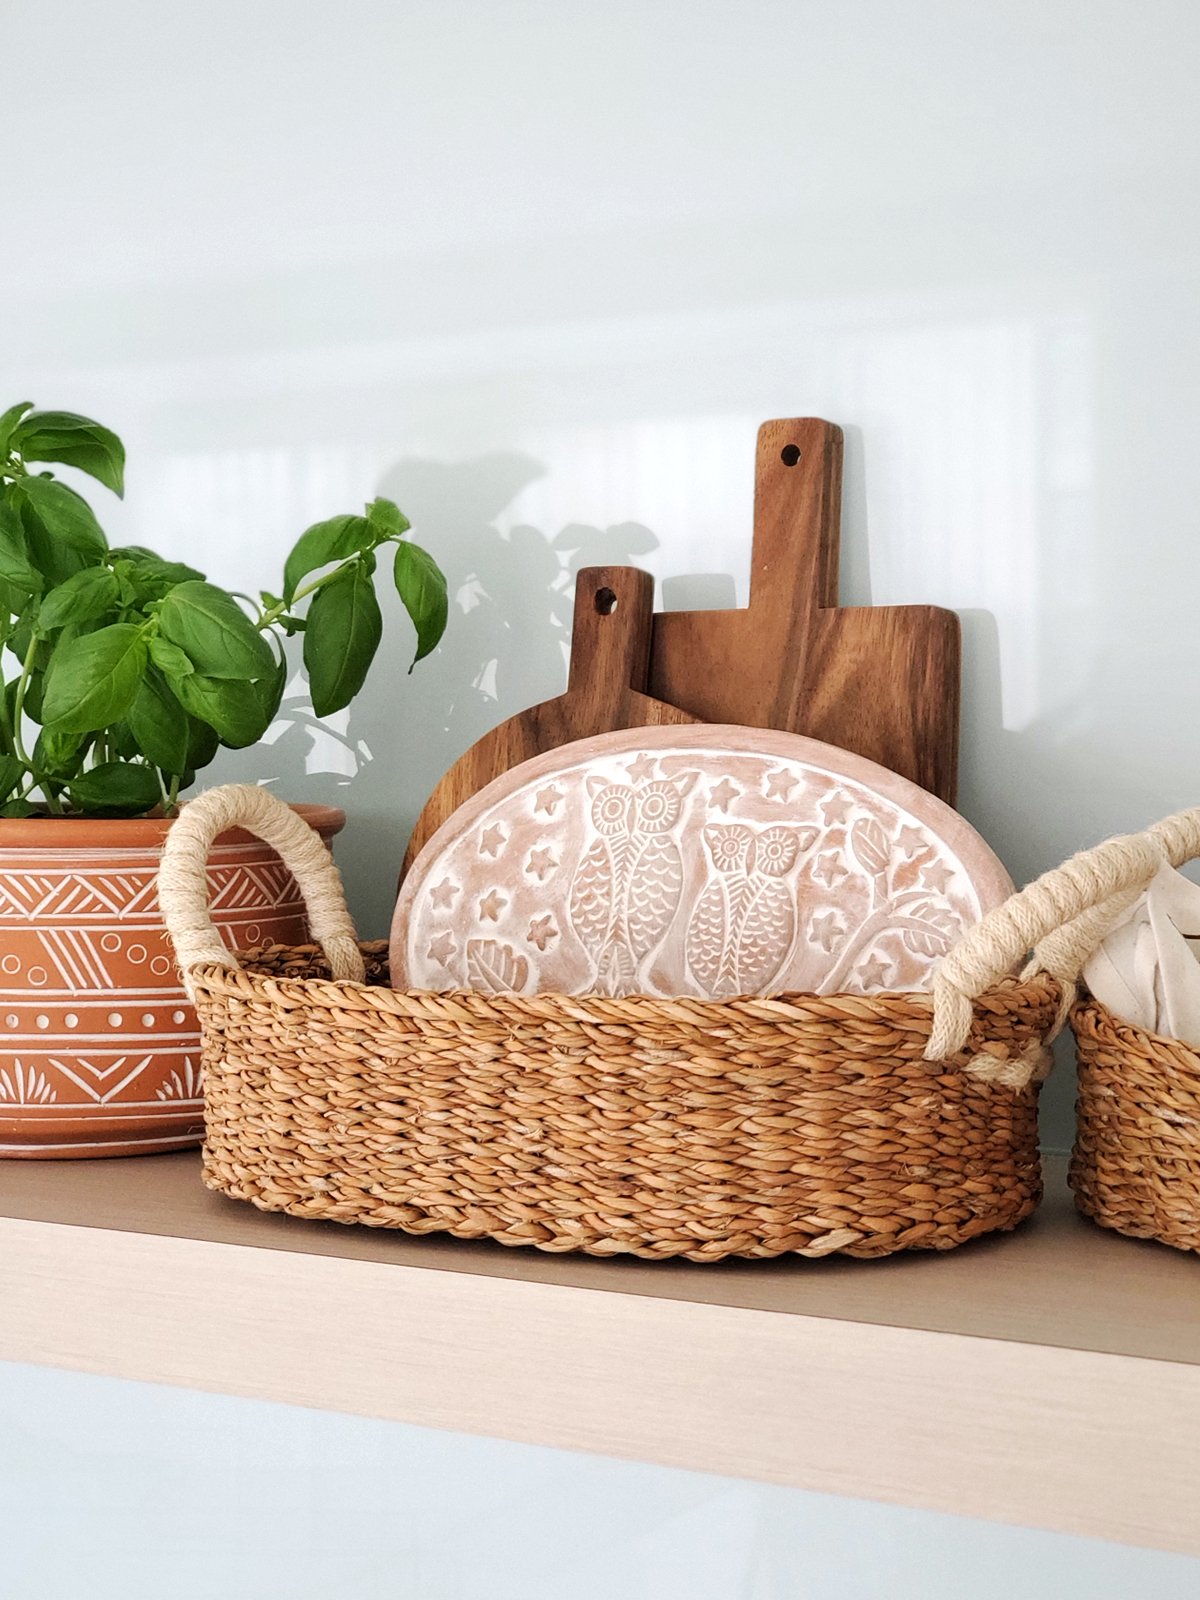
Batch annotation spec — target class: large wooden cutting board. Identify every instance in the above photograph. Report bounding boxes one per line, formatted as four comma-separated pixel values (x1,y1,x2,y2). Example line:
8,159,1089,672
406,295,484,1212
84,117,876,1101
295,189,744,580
402,565,698,875
648,419,961,803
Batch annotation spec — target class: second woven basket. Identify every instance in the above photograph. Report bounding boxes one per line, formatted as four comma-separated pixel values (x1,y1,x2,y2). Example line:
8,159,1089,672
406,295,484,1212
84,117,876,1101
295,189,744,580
1013,806,1200,1255
158,784,1066,1262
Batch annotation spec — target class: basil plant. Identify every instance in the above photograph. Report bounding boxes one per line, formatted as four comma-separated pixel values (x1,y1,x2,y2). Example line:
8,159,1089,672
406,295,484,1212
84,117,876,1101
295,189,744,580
0,403,447,817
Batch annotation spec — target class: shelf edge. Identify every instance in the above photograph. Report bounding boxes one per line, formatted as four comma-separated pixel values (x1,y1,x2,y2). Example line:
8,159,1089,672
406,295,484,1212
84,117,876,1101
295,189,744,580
2,1214,1198,1554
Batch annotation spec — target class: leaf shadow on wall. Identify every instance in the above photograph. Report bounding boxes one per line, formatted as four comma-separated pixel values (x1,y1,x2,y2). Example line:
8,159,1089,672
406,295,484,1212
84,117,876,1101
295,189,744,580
215,452,665,935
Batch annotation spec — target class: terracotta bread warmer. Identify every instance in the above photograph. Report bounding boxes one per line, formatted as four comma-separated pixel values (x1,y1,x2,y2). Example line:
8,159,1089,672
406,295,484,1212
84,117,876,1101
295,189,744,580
158,785,1065,1263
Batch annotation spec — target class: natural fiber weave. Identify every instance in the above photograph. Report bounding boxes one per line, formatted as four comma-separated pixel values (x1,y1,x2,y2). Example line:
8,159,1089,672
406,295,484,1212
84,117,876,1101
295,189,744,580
1071,995,1200,1253
975,802,1200,1256
189,936,1058,1261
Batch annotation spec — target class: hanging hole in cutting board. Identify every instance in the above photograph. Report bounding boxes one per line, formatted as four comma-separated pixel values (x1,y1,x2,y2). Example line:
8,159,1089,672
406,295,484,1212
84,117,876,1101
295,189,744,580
780,444,801,466
594,587,619,615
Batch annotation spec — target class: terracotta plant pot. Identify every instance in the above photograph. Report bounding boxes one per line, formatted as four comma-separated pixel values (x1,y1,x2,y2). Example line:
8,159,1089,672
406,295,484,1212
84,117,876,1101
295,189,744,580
0,802,345,1159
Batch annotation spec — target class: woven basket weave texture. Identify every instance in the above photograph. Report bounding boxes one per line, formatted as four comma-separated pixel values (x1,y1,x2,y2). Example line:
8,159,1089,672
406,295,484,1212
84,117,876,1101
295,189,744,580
193,938,1057,1261
1071,995,1200,1254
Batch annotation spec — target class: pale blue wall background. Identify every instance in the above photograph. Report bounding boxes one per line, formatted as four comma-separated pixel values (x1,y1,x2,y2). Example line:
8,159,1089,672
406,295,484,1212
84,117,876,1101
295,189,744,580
3,0,1200,1588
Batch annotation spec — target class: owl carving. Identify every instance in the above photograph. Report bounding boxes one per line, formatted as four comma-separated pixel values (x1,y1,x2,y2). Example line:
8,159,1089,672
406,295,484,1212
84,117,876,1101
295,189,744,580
685,823,808,997
567,772,694,995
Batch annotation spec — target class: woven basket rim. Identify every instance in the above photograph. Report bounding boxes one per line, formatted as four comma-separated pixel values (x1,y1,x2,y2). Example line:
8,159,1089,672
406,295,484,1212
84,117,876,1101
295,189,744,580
190,940,1059,1032
1074,988,1200,1058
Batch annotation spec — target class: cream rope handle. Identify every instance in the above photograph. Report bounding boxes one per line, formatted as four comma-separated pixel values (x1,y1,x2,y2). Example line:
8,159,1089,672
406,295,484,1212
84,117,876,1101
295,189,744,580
925,805,1200,1063
157,784,365,998
1029,808,1200,986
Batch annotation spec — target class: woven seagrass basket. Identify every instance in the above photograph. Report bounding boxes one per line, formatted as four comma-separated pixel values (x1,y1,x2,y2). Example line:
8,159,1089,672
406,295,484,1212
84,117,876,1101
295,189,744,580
1037,805,1200,1255
158,784,1067,1262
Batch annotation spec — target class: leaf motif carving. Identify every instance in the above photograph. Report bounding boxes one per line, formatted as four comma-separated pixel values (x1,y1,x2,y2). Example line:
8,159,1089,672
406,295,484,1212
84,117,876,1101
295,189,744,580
850,816,891,878
898,901,956,958
465,939,530,994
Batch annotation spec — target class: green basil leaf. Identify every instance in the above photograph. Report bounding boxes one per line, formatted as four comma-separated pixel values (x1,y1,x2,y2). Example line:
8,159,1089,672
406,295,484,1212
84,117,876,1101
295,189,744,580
0,753,24,800
393,541,448,666
110,546,205,599
366,497,410,538
127,669,190,774
41,623,147,735
282,513,371,604
13,411,125,497
21,669,44,723
252,656,286,726
184,714,219,773
157,581,275,680
0,798,36,817
173,673,272,748
0,501,44,595
107,722,140,760
303,560,382,716
147,635,195,681
32,727,88,780
39,567,119,631
15,476,108,560
10,622,54,684
16,492,89,588
0,402,34,460
66,760,160,817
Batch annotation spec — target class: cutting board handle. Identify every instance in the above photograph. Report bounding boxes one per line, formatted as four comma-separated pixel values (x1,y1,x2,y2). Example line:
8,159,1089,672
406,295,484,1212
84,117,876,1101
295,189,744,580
566,565,656,696
749,418,843,616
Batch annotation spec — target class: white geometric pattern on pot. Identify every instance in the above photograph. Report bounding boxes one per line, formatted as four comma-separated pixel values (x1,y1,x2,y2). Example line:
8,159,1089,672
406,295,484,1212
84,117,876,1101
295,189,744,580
391,725,1013,1000
0,805,344,1157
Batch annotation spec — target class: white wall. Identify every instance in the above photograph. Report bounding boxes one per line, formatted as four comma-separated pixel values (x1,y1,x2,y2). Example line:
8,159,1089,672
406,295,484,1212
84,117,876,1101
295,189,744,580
3,1,1199,1587
3,1362,1200,1600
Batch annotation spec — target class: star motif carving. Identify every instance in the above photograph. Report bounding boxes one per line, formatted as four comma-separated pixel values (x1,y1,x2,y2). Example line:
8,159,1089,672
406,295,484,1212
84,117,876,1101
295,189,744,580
919,860,955,894
709,778,740,812
428,877,459,911
857,954,892,989
426,932,456,966
897,825,926,858
626,754,656,783
526,847,558,881
810,911,845,953
813,851,849,888
479,824,507,857
479,890,507,921
533,786,563,816
526,915,558,951
820,793,854,826
764,769,798,802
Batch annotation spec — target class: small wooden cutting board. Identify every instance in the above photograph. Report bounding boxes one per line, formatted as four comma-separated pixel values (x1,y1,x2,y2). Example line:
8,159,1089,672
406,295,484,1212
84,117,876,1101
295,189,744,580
402,566,699,875
647,419,962,804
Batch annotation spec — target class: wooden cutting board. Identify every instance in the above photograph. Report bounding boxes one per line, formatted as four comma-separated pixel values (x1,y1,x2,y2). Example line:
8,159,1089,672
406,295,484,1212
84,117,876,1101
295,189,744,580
402,565,699,875
647,418,961,804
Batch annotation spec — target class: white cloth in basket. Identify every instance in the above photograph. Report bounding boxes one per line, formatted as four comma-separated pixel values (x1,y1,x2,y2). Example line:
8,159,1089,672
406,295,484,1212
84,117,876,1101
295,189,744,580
1083,862,1200,1044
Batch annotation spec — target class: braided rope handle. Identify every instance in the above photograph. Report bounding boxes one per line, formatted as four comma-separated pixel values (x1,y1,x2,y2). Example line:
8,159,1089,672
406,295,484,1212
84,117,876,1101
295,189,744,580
157,784,365,998
925,806,1200,1061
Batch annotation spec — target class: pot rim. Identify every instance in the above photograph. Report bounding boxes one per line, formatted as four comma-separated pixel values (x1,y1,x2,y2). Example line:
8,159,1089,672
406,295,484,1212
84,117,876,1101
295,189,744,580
0,798,346,848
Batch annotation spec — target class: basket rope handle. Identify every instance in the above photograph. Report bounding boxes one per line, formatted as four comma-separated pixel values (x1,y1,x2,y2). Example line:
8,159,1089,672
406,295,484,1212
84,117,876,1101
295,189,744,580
157,784,365,996
925,806,1200,1061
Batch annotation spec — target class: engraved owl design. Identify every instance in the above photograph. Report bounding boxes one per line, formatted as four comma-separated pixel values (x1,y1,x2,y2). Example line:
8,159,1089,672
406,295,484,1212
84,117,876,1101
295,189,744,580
685,823,806,997
567,772,694,995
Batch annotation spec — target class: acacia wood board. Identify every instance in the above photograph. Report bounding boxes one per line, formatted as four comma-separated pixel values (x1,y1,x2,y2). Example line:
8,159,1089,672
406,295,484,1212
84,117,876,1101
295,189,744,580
403,565,698,875
647,418,961,804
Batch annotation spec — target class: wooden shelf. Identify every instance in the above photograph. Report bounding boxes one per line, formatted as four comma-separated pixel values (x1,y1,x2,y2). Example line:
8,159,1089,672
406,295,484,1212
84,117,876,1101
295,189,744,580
2,1151,1199,1554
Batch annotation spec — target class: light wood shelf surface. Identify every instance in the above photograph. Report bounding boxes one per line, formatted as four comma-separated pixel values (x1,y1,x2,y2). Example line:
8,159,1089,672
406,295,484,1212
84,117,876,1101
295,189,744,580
2,1153,1199,1555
